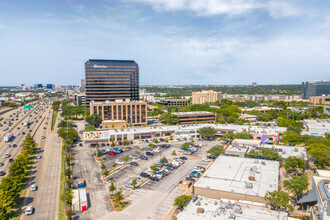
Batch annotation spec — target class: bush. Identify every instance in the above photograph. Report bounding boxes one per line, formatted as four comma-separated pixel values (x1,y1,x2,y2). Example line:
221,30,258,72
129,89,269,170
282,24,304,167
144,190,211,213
150,165,158,171
174,195,191,210
171,150,177,156
123,156,129,161
160,157,168,163
207,145,224,157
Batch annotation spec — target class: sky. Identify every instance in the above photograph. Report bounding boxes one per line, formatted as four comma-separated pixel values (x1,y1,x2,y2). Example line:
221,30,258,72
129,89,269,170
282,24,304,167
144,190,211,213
1,0,330,86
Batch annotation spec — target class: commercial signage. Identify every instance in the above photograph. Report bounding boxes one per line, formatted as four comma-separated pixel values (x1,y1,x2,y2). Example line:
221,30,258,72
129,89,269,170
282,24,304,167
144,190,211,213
24,105,34,109
83,131,110,140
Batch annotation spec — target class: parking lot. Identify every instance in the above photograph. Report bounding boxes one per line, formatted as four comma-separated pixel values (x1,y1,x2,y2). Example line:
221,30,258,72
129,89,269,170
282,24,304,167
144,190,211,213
72,123,219,220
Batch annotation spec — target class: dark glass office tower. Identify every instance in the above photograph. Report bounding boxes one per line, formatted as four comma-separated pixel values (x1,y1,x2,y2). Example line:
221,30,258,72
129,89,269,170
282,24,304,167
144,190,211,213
302,80,330,99
85,59,139,107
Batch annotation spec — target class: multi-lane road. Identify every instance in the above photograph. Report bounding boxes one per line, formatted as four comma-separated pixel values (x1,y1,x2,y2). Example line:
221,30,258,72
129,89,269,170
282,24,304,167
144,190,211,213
0,99,63,219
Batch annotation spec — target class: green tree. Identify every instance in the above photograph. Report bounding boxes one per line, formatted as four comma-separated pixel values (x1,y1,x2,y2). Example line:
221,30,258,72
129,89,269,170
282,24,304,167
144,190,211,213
112,163,117,168
123,140,129,146
160,157,168,163
182,142,190,149
171,150,177,156
282,131,303,145
97,150,102,157
283,174,309,199
123,156,129,161
198,127,216,138
264,190,293,211
207,145,224,157
111,142,116,147
150,165,158,171
101,163,107,170
158,112,180,125
283,157,305,173
109,181,116,195
132,178,137,187
85,124,96,131
0,204,9,220
0,176,21,209
169,135,173,140
86,114,102,127
174,195,191,210
308,143,330,169
114,190,124,204
148,143,154,148
154,139,159,144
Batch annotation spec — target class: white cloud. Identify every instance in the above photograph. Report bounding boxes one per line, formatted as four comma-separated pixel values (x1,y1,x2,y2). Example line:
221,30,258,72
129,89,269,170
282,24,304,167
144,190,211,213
130,0,303,18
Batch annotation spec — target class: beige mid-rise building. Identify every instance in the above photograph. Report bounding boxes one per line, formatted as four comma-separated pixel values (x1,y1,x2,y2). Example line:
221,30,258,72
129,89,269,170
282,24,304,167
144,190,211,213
90,99,147,127
309,95,330,105
192,90,222,104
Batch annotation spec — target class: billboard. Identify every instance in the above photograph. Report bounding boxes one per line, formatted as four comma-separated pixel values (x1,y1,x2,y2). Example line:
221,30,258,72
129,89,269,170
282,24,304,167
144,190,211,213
83,131,110,141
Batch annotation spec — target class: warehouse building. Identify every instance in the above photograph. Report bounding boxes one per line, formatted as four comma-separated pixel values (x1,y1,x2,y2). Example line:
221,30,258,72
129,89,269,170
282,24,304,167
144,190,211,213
193,156,279,204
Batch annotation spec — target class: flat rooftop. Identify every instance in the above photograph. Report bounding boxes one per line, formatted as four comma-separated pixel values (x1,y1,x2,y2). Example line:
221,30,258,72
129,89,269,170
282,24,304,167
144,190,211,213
260,144,308,160
302,119,330,137
177,197,288,220
232,139,261,146
194,156,279,198
173,111,214,115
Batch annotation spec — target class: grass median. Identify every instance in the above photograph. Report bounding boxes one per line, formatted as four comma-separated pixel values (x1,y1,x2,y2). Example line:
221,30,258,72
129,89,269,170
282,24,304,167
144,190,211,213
58,142,66,220
51,110,58,131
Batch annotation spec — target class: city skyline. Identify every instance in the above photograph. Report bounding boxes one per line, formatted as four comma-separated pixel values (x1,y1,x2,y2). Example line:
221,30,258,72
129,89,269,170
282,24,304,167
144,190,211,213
1,0,330,86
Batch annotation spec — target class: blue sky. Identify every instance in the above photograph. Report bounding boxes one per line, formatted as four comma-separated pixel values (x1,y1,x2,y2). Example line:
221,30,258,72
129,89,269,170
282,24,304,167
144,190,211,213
1,0,330,86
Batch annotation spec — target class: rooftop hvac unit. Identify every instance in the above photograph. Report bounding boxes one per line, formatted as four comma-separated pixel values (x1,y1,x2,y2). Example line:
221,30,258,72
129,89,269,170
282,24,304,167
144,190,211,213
261,161,266,165
245,182,253,188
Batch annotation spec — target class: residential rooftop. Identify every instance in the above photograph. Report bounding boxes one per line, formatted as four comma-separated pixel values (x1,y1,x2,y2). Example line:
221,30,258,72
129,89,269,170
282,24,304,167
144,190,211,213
194,156,279,198
177,197,288,220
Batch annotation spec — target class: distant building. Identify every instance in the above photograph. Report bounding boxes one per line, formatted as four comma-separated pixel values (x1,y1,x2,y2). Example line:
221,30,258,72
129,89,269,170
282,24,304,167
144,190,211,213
297,170,330,220
252,82,257,86
309,95,330,105
85,59,139,107
34,84,43,89
158,99,189,107
80,79,85,93
239,113,257,122
46,84,55,89
75,94,86,105
302,80,330,99
241,106,282,113
172,111,215,125
193,156,279,204
89,99,147,127
302,119,330,137
192,90,222,104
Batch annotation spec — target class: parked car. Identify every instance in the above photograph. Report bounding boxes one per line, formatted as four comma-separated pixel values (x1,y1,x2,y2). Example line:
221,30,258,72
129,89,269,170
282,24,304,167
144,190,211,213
185,177,196,182
166,166,174,170
189,171,201,178
193,166,205,172
9,159,14,163
129,154,137,159
4,153,10,158
0,162,3,167
0,171,5,176
153,148,160,153
146,152,154,156
140,172,150,178
179,156,187,160
135,177,143,182
129,162,138,166
202,158,210,162
6,144,11,148
125,182,135,188
79,143,83,147
150,176,160,181
115,159,124,165
108,152,116,156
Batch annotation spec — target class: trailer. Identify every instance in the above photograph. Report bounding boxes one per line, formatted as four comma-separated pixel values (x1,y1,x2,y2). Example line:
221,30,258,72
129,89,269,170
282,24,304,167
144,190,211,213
77,178,86,188
79,188,88,211
3,132,13,142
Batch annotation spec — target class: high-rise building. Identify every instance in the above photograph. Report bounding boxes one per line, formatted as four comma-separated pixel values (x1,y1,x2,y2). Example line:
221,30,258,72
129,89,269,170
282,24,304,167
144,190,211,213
34,84,43,89
80,79,85,92
302,80,330,99
46,84,55,89
192,90,222,104
85,59,139,107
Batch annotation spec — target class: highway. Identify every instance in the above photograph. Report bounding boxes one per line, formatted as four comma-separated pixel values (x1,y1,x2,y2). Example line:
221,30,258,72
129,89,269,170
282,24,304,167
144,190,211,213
0,101,51,180
21,109,63,220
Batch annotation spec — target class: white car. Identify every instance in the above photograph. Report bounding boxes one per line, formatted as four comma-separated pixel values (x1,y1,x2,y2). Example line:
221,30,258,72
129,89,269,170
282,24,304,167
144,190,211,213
125,182,135,188
115,159,124,165
36,155,42,159
153,148,160,153
6,144,11,148
129,154,137,159
25,205,33,215
30,184,37,191
202,158,210,162
135,177,143,182
4,153,10,158
193,166,205,172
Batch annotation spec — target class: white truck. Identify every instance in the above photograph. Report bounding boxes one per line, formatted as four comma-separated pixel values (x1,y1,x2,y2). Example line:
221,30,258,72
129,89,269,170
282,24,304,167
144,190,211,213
3,132,13,142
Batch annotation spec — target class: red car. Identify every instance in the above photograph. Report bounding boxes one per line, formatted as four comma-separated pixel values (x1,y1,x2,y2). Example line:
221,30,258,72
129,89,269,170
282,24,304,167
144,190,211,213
185,177,196,182
108,152,116,156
